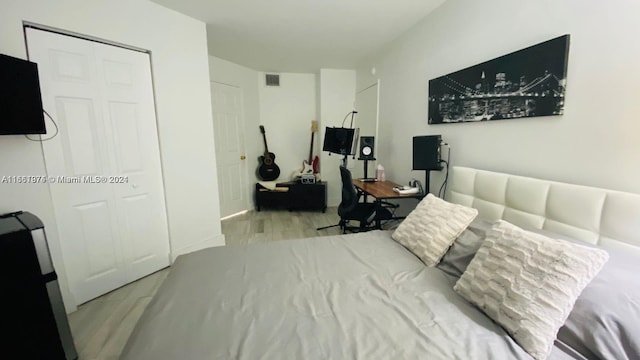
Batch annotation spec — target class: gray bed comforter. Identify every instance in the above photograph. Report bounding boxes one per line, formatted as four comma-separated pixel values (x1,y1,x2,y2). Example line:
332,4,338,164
121,231,579,360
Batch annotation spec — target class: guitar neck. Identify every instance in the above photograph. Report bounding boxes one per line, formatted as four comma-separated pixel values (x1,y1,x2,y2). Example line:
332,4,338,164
262,132,270,155
307,120,318,163
307,132,314,163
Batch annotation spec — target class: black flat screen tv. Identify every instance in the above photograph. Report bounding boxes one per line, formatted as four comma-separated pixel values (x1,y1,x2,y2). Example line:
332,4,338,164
0,54,46,135
322,127,358,155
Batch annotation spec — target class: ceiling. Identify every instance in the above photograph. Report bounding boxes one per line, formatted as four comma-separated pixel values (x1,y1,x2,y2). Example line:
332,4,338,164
151,0,446,73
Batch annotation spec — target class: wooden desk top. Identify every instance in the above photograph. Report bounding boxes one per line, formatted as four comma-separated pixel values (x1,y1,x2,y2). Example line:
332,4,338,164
353,179,424,199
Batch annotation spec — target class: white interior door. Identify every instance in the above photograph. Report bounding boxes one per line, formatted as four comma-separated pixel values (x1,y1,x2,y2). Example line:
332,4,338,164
27,28,170,304
211,82,247,217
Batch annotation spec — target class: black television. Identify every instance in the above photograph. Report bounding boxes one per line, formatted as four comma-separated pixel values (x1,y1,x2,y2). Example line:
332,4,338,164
322,127,359,155
0,54,46,135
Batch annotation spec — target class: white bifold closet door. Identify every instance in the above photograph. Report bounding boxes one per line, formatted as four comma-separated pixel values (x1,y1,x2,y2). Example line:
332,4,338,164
26,28,170,305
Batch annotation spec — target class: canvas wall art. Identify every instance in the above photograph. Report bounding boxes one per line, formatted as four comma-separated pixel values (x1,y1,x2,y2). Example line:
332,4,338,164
428,35,570,124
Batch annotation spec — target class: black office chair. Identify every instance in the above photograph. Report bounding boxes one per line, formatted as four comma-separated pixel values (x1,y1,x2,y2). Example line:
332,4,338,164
318,166,393,233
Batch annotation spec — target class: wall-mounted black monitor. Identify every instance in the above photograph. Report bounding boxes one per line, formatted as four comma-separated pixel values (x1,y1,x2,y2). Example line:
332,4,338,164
322,127,359,155
0,54,46,135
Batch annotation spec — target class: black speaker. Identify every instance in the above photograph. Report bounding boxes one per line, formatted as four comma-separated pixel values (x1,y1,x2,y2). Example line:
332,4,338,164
413,135,443,170
358,136,375,160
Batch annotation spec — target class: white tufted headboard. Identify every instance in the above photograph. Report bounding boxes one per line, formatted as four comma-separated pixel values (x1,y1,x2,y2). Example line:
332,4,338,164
448,166,640,257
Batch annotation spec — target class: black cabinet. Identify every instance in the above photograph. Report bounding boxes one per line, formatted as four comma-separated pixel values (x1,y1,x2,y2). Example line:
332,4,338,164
288,182,327,212
255,184,290,211
255,181,327,212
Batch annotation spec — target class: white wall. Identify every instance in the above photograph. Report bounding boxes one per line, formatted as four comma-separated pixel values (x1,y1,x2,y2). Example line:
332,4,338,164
0,0,223,311
319,69,357,206
354,82,380,179
209,56,261,211
258,73,317,182
358,0,640,199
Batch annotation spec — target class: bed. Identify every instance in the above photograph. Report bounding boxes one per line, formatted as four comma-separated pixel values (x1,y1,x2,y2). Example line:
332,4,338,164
122,167,640,360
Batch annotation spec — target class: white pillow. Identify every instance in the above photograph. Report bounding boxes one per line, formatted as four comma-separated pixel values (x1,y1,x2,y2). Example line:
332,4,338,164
454,220,609,360
391,193,478,266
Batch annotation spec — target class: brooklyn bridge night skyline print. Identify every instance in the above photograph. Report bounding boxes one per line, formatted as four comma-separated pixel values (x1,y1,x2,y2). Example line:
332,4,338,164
428,35,570,124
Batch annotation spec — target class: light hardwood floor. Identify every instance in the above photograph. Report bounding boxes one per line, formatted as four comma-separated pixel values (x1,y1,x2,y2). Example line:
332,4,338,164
67,207,343,359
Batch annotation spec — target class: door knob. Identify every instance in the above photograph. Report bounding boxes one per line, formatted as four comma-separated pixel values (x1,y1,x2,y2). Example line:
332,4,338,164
240,155,246,160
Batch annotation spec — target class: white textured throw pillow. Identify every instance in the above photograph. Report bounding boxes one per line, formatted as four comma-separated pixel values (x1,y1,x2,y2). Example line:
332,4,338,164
454,220,609,360
392,194,478,266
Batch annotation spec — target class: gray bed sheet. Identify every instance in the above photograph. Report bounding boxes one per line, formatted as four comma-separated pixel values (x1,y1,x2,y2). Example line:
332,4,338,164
122,231,580,360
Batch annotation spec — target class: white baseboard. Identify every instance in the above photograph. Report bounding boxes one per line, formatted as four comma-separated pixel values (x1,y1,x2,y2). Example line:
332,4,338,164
170,233,226,262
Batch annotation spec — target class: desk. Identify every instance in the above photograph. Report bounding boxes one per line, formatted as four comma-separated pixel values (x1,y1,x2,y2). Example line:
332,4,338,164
353,179,424,229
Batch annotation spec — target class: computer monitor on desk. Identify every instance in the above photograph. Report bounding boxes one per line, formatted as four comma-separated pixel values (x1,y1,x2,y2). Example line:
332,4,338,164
413,135,443,193
322,127,358,156
322,127,359,167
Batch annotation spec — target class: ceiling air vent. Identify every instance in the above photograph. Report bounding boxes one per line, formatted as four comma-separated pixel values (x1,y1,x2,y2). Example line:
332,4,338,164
265,74,280,86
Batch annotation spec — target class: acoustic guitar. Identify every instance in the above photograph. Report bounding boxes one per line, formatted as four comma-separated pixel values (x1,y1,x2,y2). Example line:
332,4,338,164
257,125,280,181
301,120,320,174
